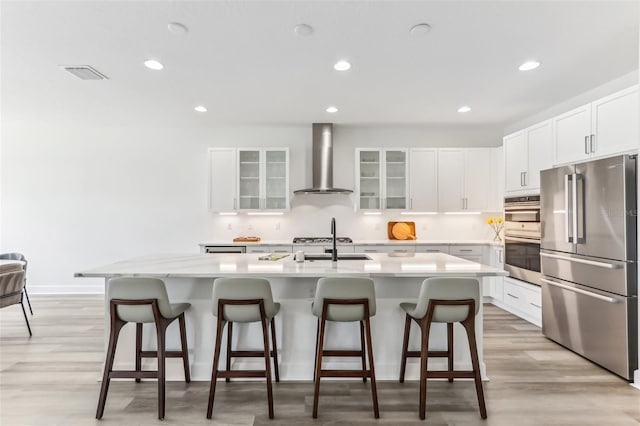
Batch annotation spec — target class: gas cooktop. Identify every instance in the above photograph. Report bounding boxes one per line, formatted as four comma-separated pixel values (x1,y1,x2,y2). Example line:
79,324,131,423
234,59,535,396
292,237,353,244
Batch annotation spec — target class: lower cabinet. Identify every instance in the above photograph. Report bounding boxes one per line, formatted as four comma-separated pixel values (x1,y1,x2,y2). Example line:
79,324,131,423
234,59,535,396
246,245,293,253
495,277,542,327
354,245,416,253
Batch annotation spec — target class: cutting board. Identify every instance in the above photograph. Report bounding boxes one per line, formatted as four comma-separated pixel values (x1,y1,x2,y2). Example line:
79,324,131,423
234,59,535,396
387,221,416,240
233,236,261,242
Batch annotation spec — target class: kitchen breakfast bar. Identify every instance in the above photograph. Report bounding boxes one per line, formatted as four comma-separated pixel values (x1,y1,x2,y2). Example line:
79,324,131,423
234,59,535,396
76,252,507,381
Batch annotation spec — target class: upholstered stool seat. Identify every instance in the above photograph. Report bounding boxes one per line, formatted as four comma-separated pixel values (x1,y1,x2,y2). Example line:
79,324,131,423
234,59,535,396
96,277,191,420
207,278,280,420
399,277,486,420
311,276,379,419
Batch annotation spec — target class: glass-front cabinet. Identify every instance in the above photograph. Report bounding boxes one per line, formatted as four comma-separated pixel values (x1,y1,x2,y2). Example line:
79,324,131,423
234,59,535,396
356,148,408,211
238,148,289,211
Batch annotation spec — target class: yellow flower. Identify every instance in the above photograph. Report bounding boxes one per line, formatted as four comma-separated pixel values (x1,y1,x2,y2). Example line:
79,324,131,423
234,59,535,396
486,218,493,224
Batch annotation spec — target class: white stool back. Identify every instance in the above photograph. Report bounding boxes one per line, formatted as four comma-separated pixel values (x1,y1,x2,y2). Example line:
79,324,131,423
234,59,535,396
312,277,376,321
413,277,480,323
212,277,278,322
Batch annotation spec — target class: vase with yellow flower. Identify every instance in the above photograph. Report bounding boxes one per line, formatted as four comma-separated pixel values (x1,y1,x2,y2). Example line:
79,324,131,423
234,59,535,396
486,217,504,242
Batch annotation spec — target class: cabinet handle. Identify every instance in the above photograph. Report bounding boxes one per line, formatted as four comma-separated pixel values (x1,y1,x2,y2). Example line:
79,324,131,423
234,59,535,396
499,250,503,263
507,293,519,299
459,249,473,252
364,249,377,253
523,171,527,187
584,136,589,154
410,198,413,209
461,198,465,209
590,134,596,153
393,249,407,253
530,302,541,309
233,198,237,210
520,171,524,186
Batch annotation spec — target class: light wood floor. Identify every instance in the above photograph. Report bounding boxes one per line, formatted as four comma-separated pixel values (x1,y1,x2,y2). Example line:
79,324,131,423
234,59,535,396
1,296,639,425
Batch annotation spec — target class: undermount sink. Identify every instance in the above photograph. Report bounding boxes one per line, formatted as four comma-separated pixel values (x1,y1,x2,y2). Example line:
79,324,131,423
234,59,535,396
304,254,372,261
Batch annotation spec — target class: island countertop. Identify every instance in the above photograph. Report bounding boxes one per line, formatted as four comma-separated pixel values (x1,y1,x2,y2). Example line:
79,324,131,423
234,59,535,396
75,252,508,279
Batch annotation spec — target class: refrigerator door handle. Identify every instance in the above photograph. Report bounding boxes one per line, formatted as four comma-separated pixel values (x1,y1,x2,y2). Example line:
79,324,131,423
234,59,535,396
575,173,586,244
572,173,578,244
564,174,573,243
540,252,622,269
541,278,621,303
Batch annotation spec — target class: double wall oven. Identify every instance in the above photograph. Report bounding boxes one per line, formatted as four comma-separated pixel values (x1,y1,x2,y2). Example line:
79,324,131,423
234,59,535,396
504,195,541,286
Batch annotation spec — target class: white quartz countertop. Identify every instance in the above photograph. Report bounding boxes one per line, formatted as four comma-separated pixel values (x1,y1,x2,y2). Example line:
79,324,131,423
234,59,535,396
75,252,508,279
198,239,503,247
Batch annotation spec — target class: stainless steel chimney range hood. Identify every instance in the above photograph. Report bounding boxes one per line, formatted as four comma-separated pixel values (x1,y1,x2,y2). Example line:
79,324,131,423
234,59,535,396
294,123,353,194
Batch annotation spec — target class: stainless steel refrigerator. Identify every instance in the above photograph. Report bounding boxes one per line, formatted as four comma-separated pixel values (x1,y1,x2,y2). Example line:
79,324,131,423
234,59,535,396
540,154,637,380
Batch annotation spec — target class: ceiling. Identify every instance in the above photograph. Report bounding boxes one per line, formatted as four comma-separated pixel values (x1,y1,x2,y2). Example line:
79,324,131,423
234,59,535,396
1,1,638,128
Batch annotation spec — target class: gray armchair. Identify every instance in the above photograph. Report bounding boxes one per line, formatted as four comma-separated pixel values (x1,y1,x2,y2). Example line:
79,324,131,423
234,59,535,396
0,262,31,336
0,253,32,314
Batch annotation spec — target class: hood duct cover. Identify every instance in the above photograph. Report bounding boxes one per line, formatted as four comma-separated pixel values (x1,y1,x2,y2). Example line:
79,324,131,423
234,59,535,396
294,123,353,194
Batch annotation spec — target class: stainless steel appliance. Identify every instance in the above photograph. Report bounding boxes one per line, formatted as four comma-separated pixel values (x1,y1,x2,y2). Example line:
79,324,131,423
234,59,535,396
540,154,638,380
204,246,246,254
504,195,541,285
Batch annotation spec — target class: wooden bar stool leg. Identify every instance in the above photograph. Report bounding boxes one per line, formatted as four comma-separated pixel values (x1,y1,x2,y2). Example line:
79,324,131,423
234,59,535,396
418,319,431,420
178,313,191,383
156,321,167,420
447,322,454,383
360,320,367,383
399,314,411,383
270,317,280,383
225,321,233,383
364,316,379,418
313,319,319,383
96,315,125,419
135,323,142,383
207,317,225,419
312,317,327,419
260,317,274,419
462,316,487,419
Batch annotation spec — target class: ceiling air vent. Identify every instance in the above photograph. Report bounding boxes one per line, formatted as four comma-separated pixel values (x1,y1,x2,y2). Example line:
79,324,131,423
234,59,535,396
61,65,108,80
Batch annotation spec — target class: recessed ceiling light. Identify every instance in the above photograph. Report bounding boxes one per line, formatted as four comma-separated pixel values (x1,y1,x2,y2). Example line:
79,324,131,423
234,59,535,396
410,23,432,35
458,106,471,113
144,59,164,70
194,105,207,113
167,22,188,35
326,106,338,113
519,61,541,71
333,60,351,71
293,24,313,36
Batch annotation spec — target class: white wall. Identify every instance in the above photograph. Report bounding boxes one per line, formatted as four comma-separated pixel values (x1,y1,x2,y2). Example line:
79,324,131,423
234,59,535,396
1,122,501,293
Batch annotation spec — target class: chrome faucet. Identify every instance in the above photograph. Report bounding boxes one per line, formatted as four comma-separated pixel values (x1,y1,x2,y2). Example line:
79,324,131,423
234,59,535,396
331,217,337,262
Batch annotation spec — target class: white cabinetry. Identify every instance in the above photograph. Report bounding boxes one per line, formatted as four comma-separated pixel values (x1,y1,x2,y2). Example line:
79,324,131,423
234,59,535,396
237,148,289,211
499,277,541,327
504,120,552,195
408,148,438,212
437,149,491,212
354,244,415,254
208,148,237,212
246,245,292,254
356,149,408,211
553,85,638,165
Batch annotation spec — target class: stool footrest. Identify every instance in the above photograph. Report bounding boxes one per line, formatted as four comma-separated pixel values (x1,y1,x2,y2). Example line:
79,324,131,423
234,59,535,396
427,371,475,379
229,350,275,358
109,370,158,379
139,351,185,358
217,370,267,379
405,350,449,358
320,369,371,378
322,350,363,357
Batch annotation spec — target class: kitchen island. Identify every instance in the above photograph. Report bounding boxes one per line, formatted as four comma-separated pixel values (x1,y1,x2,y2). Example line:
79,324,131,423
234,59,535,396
76,252,507,381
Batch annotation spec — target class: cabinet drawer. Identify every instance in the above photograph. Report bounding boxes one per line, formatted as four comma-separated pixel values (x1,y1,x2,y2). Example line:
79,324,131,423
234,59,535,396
450,245,483,256
247,245,292,253
415,245,449,254
503,278,542,324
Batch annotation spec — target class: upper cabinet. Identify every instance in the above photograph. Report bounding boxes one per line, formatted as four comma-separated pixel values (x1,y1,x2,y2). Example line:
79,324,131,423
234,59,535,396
408,148,438,212
356,148,408,211
553,85,638,165
208,148,289,212
238,148,289,211
437,148,492,212
208,148,237,212
504,120,552,195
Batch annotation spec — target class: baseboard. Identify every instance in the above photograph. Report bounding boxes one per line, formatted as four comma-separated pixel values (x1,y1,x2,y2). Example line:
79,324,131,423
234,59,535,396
27,284,104,294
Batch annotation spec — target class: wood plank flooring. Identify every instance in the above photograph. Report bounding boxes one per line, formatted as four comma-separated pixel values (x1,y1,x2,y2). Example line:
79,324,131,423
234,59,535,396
1,296,639,425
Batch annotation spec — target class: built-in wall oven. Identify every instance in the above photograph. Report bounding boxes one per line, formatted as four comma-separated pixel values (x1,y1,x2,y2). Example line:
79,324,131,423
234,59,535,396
504,195,541,285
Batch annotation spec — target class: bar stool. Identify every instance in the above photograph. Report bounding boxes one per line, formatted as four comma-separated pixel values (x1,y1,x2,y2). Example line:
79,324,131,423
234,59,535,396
207,278,280,420
398,277,486,420
311,277,379,419
96,277,191,420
